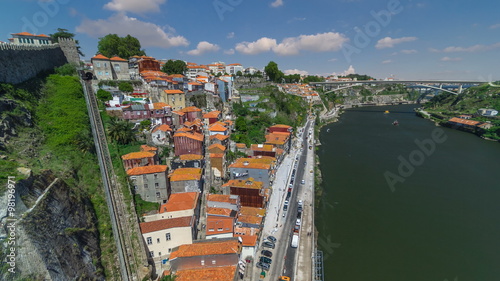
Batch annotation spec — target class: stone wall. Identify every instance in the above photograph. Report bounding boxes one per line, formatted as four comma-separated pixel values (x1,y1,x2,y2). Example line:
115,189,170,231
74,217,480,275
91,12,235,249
0,38,79,84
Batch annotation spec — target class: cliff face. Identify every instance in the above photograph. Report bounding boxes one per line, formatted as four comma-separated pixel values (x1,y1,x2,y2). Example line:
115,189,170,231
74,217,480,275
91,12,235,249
1,170,105,281
0,98,33,151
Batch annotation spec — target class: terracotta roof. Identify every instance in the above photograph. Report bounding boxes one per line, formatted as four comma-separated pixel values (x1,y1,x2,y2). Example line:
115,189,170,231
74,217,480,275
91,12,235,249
37,34,50,38
91,54,110,60
176,127,192,132
208,123,228,132
141,145,158,152
175,266,237,281
169,239,240,259
270,124,292,129
174,131,204,142
140,216,193,234
159,192,198,213
235,143,246,148
229,157,275,170
126,165,167,176
152,124,172,133
12,32,35,36
188,82,202,86
448,117,482,126
173,110,185,116
235,235,258,247
210,134,230,141
121,151,155,160
234,226,260,236
239,206,266,217
208,143,226,152
203,111,221,119
207,207,233,217
250,144,275,152
110,56,127,62
206,216,234,234
207,194,238,204
210,153,224,158
179,154,204,161
164,89,184,94
222,178,263,190
180,106,202,113
152,102,170,109
265,132,290,145
237,214,262,225
170,168,203,182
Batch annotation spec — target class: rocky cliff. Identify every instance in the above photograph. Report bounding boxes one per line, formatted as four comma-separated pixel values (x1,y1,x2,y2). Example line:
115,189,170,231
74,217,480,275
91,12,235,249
0,170,105,281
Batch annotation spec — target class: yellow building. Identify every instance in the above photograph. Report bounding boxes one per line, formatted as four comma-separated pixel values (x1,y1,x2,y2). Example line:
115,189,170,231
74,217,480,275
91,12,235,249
162,89,186,110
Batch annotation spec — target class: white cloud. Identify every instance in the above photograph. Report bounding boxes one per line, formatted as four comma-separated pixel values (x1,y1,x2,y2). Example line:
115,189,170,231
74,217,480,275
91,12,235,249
104,0,166,14
187,41,220,56
224,49,235,55
227,32,235,39
235,32,348,56
330,65,356,76
271,0,283,7
375,36,417,49
382,60,393,64
235,37,278,55
441,56,462,62
76,14,189,49
430,42,500,53
284,69,309,75
400,49,418,54
490,24,500,29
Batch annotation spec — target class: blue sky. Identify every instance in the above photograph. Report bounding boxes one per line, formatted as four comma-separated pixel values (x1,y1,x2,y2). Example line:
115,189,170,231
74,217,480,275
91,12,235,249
3,0,500,80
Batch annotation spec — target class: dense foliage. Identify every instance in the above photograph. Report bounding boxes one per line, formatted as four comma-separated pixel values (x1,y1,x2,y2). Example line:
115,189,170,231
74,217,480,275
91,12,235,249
97,34,146,59
340,74,375,81
118,81,134,93
54,63,77,76
161,60,187,75
264,61,284,82
96,89,112,102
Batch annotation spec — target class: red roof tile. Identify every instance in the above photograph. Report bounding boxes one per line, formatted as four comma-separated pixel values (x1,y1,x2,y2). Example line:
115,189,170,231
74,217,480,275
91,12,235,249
159,192,198,213
121,151,155,160
170,239,240,259
126,165,167,176
91,54,110,60
140,216,193,234
175,266,237,281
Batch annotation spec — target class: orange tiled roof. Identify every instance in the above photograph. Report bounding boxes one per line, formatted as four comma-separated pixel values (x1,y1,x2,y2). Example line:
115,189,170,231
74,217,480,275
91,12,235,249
237,214,263,225
188,82,202,86
173,110,185,116
207,207,233,217
180,106,202,113
208,123,228,132
270,124,292,129
152,102,170,109
37,34,50,37
265,132,290,145
206,216,234,234
159,192,198,213
164,89,184,94
448,117,482,126
179,154,204,161
121,151,155,160
174,132,204,142
210,153,224,158
170,168,202,182
175,266,237,281
250,144,275,152
176,127,192,132
92,54,110,60
203,111,221,119
222,178,263,190
235,143,247,148
235,234,258,247
126,165,167,176
208,143,226,152
229,157,275,170
210,134,230,141
110,56,127,62
12,32,35,36
207,194,238,204
141,145,158,152
152,124,172,133
239,206,266,217
169,239,240,259
140,216,192,234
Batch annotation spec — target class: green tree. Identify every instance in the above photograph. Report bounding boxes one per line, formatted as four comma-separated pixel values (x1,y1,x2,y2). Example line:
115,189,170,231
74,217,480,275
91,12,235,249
139,119,151,131
54,63,77,76
161,60,187,75
236,70,243,77
159,274,177,281
107,117,136,145
264,61,284,82
302,75,325,83
284,74,301,83
96,89,112,102
50,28,84,56
119,82,134,93
97,34,146,59
235,116,248,132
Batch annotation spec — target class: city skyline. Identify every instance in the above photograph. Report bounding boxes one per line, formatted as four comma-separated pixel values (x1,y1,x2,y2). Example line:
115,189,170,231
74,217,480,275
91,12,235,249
2,0,500,80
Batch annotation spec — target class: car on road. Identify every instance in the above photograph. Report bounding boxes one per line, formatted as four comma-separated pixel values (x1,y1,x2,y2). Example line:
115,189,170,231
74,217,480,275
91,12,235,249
261,250,273,258
256,262,270,270
259,256,272,264
267,236,277,244
301,179,305,184
296,218,301,226
262,241,275,249
297,212,302,219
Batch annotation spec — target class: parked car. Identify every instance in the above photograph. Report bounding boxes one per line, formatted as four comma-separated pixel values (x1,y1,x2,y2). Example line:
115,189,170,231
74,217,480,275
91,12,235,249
297,212,302,219
296,218,301,226
262,241,275,249
301,179,305,184
259,256,272,264
256,262,270,270
261,250,273,258
267,236,277,244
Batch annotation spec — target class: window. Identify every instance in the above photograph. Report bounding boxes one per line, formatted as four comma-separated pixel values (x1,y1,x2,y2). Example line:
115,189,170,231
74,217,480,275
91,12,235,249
147,237,152,245
150,251,154,257
168,248,172,253
217,228,223,231
104,63,107,67
166,233,171,241
155,183,159,188
114,64,120,71
143,175,147,181
158,252,161,256
105,72,109,76
212,260,216,265
96,62,101,68
144,184,148,189
208,228,214,232
154,174,158,179
157,238,160,243
201,260,205,266
156,192,160,198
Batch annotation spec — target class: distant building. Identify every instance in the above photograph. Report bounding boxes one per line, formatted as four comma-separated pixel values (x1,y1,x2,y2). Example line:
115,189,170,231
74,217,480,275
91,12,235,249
91,54,130,80
477,108,499,117
127,165,169,204
121,151,159,170
171,154,205,170
162,89,186,110
143,192,200,222
224,178,267,208
169,168,204,193
9,32,52,45
173,130,204,156
228,157,276,188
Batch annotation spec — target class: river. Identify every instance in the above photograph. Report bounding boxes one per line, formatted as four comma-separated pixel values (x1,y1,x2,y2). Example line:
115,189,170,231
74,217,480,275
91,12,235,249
316,104,500,281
